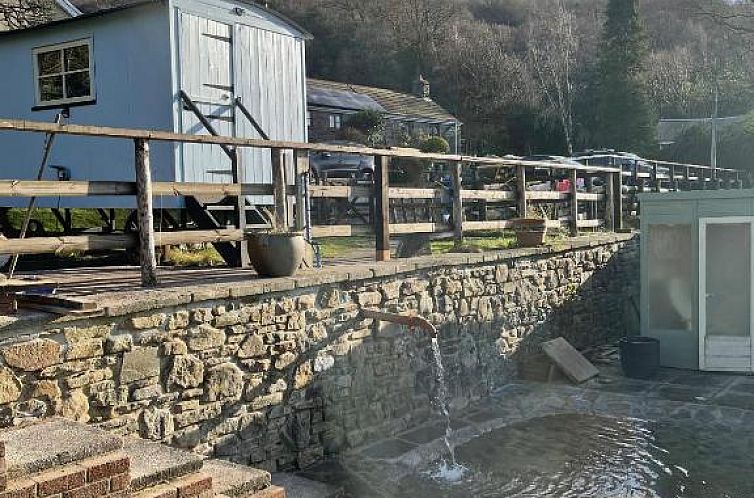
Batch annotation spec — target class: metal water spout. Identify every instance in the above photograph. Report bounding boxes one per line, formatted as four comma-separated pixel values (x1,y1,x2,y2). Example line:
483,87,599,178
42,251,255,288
361,308,438,338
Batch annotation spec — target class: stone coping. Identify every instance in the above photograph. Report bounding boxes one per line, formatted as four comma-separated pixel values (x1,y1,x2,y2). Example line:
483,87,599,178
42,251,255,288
0,232,636,333
2,418,123,480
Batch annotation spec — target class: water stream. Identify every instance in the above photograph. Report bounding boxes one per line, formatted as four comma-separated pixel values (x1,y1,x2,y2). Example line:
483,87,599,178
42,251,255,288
428,337,467,483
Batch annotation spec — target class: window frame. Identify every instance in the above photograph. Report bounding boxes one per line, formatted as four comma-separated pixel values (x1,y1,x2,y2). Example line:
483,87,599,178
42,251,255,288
328,114,342,130
32,38,96,109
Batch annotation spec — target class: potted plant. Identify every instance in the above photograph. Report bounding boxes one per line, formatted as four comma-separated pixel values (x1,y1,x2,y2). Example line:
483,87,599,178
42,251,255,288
247,226,306,277
513,217,547,247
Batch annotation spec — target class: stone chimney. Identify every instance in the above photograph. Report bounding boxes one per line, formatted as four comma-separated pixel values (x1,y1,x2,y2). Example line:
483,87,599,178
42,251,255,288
413,75,431,100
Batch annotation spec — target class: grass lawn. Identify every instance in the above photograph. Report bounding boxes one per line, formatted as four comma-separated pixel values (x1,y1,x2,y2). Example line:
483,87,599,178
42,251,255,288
2,208,131,233
315,236,375,258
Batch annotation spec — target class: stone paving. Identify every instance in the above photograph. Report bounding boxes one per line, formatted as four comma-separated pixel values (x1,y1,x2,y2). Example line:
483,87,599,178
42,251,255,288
294,363,754,497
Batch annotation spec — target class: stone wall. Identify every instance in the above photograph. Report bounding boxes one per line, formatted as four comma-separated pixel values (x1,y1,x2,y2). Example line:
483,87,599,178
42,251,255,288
0,235,638,472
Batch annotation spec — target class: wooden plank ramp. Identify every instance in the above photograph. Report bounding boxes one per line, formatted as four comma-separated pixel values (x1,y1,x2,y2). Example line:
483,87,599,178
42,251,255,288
541,337,599,384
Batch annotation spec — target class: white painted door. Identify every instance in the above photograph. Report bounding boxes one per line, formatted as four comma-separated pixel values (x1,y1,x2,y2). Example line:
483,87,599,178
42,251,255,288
699,217,754,372
233,23,307,205
178,12,235,183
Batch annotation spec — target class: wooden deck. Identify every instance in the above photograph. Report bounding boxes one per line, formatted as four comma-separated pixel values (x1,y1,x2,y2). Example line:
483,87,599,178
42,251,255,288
17,249,377,299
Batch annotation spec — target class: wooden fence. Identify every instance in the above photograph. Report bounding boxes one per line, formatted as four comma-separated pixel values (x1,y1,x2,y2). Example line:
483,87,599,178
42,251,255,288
0,118,742,287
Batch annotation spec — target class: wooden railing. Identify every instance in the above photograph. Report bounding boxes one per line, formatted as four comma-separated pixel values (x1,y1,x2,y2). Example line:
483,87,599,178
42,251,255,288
0,118,743,287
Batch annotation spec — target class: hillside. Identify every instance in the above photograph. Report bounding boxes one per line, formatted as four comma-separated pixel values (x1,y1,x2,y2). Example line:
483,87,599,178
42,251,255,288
269,0,754,159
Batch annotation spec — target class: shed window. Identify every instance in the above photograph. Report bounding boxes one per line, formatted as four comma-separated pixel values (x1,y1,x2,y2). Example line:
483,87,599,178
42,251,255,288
647,224,693,331
33,39,95,107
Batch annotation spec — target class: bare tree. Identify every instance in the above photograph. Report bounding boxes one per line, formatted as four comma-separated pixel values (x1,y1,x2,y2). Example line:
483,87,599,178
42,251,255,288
0,0,56,29
690,0,754,35
527,0,578,154
379,0,462,73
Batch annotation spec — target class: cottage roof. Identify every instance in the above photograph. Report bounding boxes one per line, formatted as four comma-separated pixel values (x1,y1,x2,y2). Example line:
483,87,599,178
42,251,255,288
307,78,458,124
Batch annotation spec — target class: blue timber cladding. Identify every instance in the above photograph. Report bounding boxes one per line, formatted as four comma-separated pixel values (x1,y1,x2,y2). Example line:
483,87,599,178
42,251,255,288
0,0,308,208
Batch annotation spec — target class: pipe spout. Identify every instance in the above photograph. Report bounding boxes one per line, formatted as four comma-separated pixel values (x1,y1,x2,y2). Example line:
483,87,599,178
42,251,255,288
361,308,438,338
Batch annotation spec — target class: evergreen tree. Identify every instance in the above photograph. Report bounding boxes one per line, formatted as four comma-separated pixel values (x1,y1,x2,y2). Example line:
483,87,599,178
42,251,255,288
594,0,656,154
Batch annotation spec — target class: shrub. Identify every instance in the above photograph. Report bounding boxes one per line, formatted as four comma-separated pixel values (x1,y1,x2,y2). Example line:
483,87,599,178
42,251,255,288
420,136,451,154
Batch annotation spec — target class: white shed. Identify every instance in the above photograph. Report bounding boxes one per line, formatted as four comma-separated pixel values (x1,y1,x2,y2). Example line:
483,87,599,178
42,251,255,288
0,0,310,208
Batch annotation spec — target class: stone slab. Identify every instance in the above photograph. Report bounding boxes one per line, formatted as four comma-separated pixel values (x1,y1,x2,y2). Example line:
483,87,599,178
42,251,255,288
201,459,271,496
541,337,599,384
1,418,122,479
122,438,203,491
271,473,342,498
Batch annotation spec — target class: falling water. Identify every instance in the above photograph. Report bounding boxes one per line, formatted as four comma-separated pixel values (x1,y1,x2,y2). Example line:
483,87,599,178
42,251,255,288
429,337,466,483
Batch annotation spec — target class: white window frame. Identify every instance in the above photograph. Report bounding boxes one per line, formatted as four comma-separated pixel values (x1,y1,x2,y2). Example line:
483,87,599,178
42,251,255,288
329,114,342,130
32,38,96,108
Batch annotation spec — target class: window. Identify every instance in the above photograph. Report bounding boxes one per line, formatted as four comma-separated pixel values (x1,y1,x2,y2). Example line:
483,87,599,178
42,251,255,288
647,224,693,331
33,39,95,107
328,114,342,130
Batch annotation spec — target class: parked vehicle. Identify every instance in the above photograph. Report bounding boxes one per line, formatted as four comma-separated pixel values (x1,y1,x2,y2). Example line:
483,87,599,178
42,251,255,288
573,150,668,176
309,141,375,182
521,155,586,190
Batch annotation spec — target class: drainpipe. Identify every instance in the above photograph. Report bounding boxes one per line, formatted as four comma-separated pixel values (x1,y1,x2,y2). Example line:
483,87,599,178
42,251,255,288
361,308,438,338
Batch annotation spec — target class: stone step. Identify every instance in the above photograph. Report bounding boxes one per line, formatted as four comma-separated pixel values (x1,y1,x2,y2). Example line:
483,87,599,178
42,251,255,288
201,460,271,497
1,418,123,480
121,438,204,492
271,474,342,498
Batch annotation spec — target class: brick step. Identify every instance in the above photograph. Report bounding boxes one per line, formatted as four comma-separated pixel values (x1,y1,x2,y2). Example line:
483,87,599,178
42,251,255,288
2,419,122,481
243,486,285,498
199,461,270,498
0,450,130,498
129,473,213,498
271,475,342,498
120,440,203,493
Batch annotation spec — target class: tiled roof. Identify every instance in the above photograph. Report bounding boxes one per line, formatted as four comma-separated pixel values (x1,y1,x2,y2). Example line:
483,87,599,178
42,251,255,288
307,78,458,124
308,85,385,113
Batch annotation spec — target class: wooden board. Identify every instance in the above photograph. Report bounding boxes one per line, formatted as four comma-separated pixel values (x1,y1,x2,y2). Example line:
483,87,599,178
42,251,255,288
541,337,599,384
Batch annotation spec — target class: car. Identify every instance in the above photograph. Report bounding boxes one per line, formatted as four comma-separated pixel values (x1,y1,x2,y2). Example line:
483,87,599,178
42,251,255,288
572,150,668,176
309,141,375,182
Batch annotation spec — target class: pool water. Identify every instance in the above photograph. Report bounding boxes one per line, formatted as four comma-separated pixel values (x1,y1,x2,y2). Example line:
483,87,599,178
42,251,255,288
390,414,754,498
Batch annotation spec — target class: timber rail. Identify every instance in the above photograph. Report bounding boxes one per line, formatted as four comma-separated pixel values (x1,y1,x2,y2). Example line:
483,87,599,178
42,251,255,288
0,118,743,287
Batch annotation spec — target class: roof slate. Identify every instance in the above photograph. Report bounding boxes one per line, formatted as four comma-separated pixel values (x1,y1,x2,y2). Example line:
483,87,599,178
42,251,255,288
307,78,458,123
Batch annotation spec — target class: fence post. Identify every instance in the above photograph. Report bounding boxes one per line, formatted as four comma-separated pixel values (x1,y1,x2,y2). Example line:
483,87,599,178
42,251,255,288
613,171,623,231
605,172,615,232
294,149,309,234
569,168,578,236
231,149,249,267
375,155,390,262
516,165,527,218
271,148,288,230
652,162,660,192
134,138,158,287
450,161,463,246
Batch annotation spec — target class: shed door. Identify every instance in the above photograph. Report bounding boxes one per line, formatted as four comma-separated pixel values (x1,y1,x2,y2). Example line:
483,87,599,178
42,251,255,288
699,217,754,372
233,24,306,205
178,13,235,183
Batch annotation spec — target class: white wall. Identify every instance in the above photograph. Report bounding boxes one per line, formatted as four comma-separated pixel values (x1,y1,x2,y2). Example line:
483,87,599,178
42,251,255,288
0,4,174,208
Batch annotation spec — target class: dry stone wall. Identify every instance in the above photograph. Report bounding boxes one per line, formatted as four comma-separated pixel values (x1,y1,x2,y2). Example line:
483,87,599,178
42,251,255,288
0,235,638,472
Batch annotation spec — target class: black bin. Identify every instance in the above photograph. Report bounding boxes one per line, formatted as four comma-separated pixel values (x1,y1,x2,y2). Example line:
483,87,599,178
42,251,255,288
619,336,660,379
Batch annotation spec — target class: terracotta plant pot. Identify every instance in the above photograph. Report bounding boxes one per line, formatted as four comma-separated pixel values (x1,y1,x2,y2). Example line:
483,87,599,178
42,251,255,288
247,232,305,277
513,218,547,247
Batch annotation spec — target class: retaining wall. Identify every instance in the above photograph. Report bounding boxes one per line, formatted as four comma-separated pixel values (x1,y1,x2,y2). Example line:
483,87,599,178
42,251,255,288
0,234,638,472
